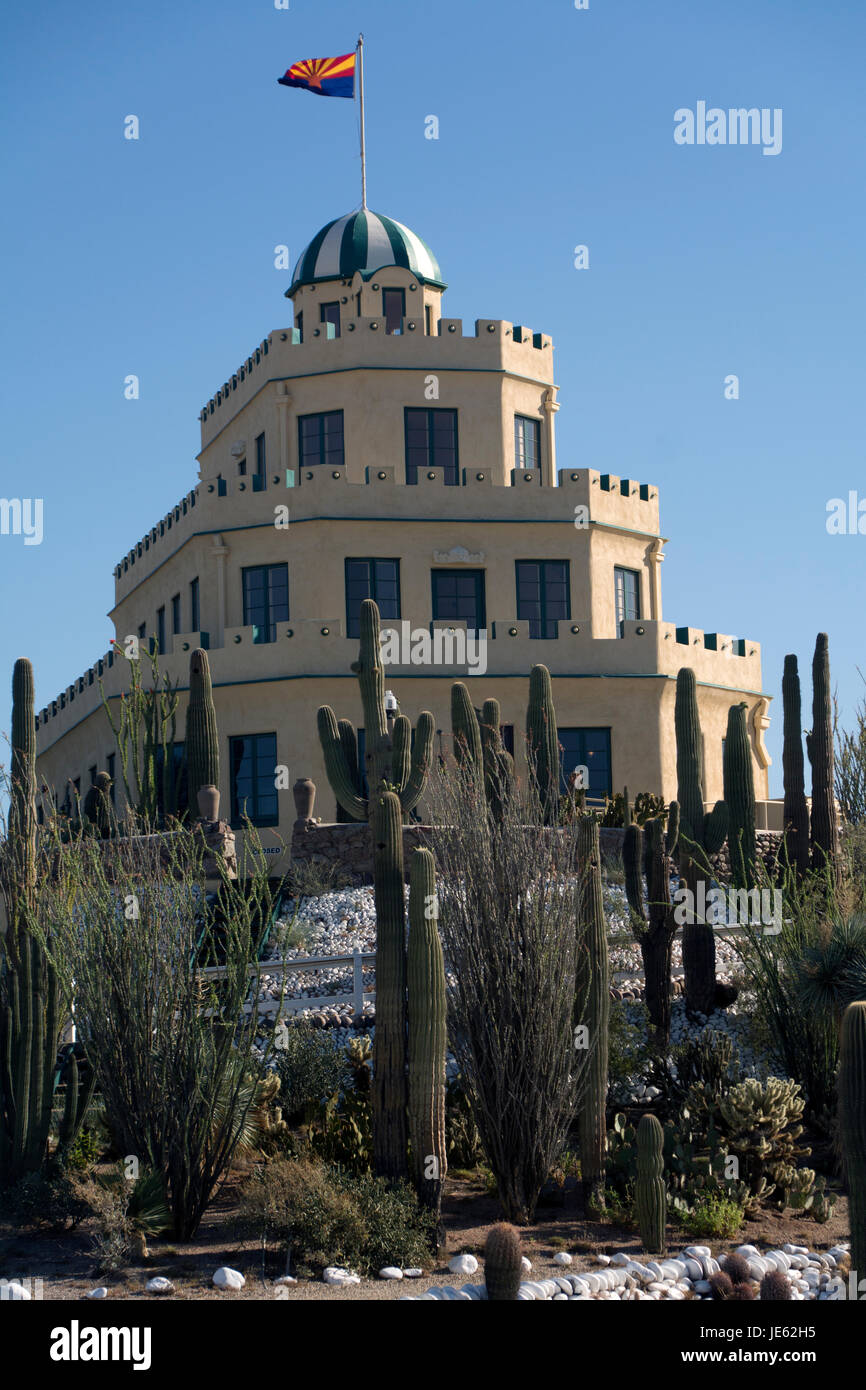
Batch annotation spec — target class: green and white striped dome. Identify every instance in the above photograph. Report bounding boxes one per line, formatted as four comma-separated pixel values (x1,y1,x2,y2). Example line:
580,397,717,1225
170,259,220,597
287,209,445,296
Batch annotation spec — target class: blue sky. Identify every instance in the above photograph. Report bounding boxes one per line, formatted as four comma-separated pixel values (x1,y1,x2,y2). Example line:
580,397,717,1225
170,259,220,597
1,0,864,794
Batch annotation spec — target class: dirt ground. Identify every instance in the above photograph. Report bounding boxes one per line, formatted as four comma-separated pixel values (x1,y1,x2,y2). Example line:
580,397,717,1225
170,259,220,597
0,1169,850,1302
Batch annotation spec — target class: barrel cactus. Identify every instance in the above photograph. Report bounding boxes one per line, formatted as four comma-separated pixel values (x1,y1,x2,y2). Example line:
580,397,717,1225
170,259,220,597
484,1223,523,1301
839,1000,866,1273
407,848,447,1233
635,1113,666,1253
185,648,220,813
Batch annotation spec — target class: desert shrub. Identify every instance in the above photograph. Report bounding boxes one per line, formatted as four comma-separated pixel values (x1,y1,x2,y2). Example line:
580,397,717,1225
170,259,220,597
676,1192,745,1240
240,1155,436,1274
272,1026,350,1120
284,858,354,902
836,690,866,826
71,1167,171,1271
0,1168,90,1230
445,1076,485,1170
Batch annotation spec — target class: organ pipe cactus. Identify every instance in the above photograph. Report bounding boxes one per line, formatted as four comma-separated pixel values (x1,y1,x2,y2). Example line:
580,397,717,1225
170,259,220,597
575,814,609,1213
723,702,756,888
838,1000,866,1274
781,654,811,878
635,1114,667,1254
808,633,839,879
185,648,220,814
370,790,409,1181
1,659,91,1184
526,664,560,825
623,804,680,1047
675,667,729,1016
318,600,433,821
484,1223,523,1301
407,848,447,1234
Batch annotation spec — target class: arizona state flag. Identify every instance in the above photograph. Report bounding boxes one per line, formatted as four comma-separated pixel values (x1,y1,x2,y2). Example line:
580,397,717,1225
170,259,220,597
278,52,356,99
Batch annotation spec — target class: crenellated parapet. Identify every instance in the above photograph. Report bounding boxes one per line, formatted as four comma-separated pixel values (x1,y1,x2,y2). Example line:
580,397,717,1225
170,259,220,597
113,488,199,586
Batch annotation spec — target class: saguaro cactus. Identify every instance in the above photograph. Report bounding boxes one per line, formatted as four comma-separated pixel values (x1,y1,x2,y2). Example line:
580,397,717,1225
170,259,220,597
624,804,680,1047
484,1223,523,1301
723,703,756,888
575,815,609,1212
526,664,560,825
370,790,409,1181
808,633,839,879
451,682,483,768
186,648,220,812
449,690,514,824
675,668,729,1016
335,718,363,821
635,1113,667,1254
407,848,447,1233
318,600,433,821
838,1001,866,1274
781,654,811,878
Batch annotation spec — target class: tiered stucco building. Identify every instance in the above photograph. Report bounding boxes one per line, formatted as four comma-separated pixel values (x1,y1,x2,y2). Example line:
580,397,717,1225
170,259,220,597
34,208,774,865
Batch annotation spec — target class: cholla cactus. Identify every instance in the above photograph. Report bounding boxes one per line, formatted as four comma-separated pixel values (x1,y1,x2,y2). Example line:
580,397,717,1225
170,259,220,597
719,1076,810,1201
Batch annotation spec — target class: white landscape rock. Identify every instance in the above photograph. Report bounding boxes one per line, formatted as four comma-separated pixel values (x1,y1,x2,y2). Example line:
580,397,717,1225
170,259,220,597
520,1256,532,1272
323,1267,361,1286
379,1267,404,1280
145,1277,174,1295
213,1267,246,1290
275,1276,297,1285
553,1252,573,1266
448,1253,479,1276
403,1268,424,1278
87,1287,108,1300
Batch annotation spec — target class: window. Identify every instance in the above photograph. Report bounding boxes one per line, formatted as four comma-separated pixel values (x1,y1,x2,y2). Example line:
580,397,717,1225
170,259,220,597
298,410,344,468
558,728,612,799
615,566,641,636
237,456,246,476
431,569,486,630
514,415,540,470
217,475,227,496
88,765,97,786
253,433,266,491
137,622,146,642
425,304,432,335
405,408,458,485
107,752,116,805
171,594,181,635
296,311,303,343
157,606,166,656
155,742,189,820
383,288,405,334
320,302,341,337
345,559,400,639
243,563,289,643
515,560,570,639
190,577,200,632
230,733,279,827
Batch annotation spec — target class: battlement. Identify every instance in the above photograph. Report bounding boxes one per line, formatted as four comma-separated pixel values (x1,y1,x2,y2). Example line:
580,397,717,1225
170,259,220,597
113,488,200,584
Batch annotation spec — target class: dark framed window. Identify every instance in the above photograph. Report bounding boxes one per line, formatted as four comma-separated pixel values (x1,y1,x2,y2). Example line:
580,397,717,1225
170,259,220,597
171,593,181,635
298,410,344,468
514,415,540,470
157,606,166,656
155,742,189,820
425,304,432,335
320,302,341,337
242,563,289,644
237,456,247,476
383,288,405,334
230,733,279,827
558,727,612,799
515,560,570,639
253,433,266,491
296,312,303,343
88,765,97,786
190,577,200,632
615,566,641,636
137,622,146,642
431,569,486,630
345,558,400,639
405,408,458,485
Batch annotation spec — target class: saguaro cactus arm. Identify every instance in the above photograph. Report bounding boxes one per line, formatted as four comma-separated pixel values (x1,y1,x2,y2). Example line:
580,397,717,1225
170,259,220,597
399,711,434,817
317,706,368,822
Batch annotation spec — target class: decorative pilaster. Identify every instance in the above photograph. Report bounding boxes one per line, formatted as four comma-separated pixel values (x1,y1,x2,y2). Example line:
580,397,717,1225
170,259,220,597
542,388,559,487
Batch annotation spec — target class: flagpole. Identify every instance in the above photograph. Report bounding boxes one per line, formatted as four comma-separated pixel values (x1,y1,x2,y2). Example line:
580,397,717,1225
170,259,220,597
357,34,367,209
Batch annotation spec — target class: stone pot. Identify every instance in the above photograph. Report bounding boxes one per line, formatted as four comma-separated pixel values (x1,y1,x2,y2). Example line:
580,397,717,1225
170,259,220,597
197,784,220,822
293,777,316,822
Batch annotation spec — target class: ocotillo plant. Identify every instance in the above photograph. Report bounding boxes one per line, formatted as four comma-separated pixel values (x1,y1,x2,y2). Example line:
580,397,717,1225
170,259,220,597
185,648,220,814
407,847,447,1235
723,703,756,889
624,804,680,1048
317,600,433,821
0,659,91,1185
484,1223,523,1301
838,1000,866,1274
370,790,409,1181
575,814,609,1213
100,643,180,828
675,668,729,1016
808,633,839,880
635,1113,667,1254
781,654,811,879
526,664,560,825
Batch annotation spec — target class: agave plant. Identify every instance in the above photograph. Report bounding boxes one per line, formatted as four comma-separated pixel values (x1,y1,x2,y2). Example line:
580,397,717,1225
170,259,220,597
794,913,866,1031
